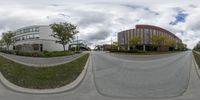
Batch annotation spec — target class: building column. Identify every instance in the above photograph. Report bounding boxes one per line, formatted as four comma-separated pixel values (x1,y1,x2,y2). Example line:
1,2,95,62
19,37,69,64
143,45,146,52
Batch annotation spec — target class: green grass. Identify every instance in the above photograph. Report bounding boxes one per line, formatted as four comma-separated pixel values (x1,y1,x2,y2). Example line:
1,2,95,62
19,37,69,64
193,51,200,68
0,54,89,89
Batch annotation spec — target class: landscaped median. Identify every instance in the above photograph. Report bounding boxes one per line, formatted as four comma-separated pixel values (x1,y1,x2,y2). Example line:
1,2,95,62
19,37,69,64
193,51,200,68
0,53,89,93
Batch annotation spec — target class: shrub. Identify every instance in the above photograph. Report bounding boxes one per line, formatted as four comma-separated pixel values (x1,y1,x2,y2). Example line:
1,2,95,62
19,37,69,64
43,51,74,57
31,52,44,57
0,50,15,54
1,50,75,57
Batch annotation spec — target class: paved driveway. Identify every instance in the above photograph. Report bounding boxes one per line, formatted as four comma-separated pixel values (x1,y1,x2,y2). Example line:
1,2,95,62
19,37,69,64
0,51,199,100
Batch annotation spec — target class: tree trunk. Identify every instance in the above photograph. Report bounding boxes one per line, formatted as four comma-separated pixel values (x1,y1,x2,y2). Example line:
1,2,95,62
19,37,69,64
63,44,65,51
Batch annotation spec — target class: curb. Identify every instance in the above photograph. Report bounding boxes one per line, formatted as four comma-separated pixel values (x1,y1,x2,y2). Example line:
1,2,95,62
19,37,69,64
0,52,85,67
0,54,90,94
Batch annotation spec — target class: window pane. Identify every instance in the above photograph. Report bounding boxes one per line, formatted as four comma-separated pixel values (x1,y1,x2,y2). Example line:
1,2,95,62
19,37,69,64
34,34,39,39
29,34,34,39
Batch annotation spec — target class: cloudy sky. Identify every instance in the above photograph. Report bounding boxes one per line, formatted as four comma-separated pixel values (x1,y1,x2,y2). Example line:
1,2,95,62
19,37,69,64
0,0,200,49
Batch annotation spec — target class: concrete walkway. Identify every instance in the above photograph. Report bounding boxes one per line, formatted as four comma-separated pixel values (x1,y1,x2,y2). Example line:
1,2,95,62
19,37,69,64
0,52,85,67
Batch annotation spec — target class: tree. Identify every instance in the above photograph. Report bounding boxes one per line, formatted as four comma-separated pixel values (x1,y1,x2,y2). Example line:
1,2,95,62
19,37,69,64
50,22,78,51
194,41,200,51
2,31,15,50
111,42,119,50
129,36,141,50
0,39,4,50
151,35,166,47
151,35,168,51
177,42,185,51
165,38,176,50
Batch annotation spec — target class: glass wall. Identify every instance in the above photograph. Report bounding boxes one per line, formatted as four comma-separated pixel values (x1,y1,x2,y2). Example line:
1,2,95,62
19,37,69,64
15,27,39,35
15,33,39,41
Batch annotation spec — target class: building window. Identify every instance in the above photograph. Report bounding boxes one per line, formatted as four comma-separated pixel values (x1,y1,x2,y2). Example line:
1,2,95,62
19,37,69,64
32,27,39,32
15,37,20,41
23,29,26,33
20,36,23,40
144,29,150,44
22,35,26,40
30,28,33,32
34,34,39,39
33,44,40,51
35,27,39,32
29,34,34,39
19,30,22,34
27,35,30,39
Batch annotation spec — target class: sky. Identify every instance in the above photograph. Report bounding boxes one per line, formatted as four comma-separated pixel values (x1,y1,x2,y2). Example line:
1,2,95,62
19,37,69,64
0,0,200,49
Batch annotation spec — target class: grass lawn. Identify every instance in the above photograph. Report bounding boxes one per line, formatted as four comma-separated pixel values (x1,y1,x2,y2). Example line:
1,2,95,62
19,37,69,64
193,51,200,68
0,53,89,89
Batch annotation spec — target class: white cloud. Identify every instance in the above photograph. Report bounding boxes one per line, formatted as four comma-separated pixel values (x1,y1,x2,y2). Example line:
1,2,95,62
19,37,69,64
0,0,200,49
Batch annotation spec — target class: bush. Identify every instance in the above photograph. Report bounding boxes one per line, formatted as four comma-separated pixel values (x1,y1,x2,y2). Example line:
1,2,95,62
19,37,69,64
0,50,75,57
17,51,44,57
0,50,15,54
43,51,74,57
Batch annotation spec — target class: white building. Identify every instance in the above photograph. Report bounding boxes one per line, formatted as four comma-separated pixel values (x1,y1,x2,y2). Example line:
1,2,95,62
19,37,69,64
69,40,89,51
12,25,69,52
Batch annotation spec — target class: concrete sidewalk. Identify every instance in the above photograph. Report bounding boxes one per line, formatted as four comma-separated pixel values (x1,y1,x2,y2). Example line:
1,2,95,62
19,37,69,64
0,52,85,67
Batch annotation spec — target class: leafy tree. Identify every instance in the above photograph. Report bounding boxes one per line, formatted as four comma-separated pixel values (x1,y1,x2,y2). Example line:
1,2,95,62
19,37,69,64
129,36,141,50
165,38,176,50
112,42,119,50
0,39,4,49
2,31,15,50
151,35,166,47
177,42,185,51
50,22,78,51
194,41,200,51
151,35,169,51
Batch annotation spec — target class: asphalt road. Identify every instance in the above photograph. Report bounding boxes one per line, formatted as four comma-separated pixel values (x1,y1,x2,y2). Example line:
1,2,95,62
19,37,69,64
92,51,193,98
0,51,199,100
